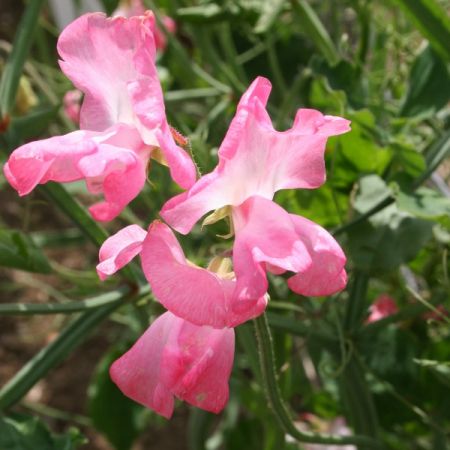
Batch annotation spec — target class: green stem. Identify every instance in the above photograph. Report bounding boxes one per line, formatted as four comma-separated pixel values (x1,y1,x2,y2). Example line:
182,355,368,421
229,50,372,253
252,314,381,448
344,271,370,331
0,287,131,315
266,35,288,96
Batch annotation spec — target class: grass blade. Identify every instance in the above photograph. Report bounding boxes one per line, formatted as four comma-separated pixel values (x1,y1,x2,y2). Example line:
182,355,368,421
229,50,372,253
0,0,46,118
391,0,450,61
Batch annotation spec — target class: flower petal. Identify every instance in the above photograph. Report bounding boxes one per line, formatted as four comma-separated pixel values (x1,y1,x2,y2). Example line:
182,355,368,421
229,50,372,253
162,76,350,234
97,224,147,280
232,196,312,305
77,126,147,221
287,215,347,297
141,221,266,328
110,312,177,419
160,315,235,414
110,312,234,418
3,130,97,196
57,12,157,133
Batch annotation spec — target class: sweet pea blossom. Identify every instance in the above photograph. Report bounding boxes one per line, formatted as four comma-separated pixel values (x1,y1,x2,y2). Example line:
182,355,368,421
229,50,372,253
4,12,195,221
97,222,267,328
110,311,235,418
161,76,350,313
366,294,398,323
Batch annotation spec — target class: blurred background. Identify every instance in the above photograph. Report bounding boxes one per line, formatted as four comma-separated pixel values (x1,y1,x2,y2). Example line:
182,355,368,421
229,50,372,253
0,1,449,449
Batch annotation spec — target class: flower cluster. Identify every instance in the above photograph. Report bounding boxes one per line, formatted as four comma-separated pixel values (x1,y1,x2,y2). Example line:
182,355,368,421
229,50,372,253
4,11,351,418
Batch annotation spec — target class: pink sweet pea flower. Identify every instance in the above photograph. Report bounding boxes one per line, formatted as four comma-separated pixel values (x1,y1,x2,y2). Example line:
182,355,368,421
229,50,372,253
4,12,195,221
113,0,176,51
161,77,350,309
110,311,235,418
97,221,267,328
366,294,398,323
63,89,82,124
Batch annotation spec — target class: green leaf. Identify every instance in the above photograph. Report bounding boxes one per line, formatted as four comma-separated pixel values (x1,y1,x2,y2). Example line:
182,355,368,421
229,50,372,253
390,142,426,179
348,175,433,273
395,187,450,220
0,0,46,117
0,288,131,316
88,348,149,450
9,105,60,141
332,111,392,188
0,229,51,273
391,0,450,61
277,184,347,228
98,0,120,15
176,4,231,23
292,0,340,66
310,57,366,109
254,0,285,34
400,45,450,117
0,415,85,450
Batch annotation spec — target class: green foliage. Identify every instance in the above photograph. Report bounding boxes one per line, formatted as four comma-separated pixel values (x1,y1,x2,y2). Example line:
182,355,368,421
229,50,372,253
1,0,450,449
400,45,450,117
348,175,433,273
391,0,450,61
0,415,85,450
0,229,51,273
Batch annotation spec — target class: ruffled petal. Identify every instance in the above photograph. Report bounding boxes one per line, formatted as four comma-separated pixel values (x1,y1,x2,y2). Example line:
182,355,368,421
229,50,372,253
97,224,147,280
110,312,177,419
57,12,157,133
57,11,196,190
110,312,234,418
141,221,266,328
162,315,235,414
232,196,312,305
287,215,347,297
160,171,226,234
77,125,147,221
162,77,350,234
4,124,147,221
3,130,97,196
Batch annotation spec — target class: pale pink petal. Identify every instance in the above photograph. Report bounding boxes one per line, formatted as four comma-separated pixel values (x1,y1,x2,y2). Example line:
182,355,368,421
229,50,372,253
80,147,147,222
110,312,178,419
57,10,196,191
160,171,224,234
161,77,350,234
57,12,157,133
287,215,347,297
161,316,235,413
97,224,147,280
72,125,147,221
110,312,234,418
3,130,97,196
141,221,266,328
232,196,312,306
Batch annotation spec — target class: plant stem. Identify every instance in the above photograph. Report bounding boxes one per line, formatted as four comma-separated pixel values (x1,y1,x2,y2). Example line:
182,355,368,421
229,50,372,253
252,314,382,448
0,287,132,315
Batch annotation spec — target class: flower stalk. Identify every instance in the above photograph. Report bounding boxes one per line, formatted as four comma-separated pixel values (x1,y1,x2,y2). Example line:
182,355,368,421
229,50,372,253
253,313,382,448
